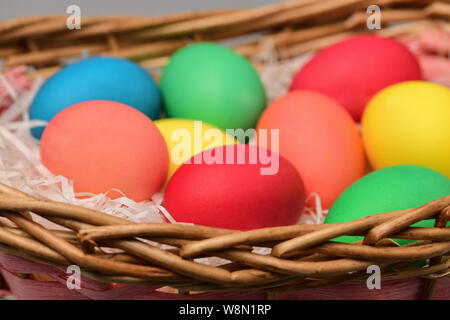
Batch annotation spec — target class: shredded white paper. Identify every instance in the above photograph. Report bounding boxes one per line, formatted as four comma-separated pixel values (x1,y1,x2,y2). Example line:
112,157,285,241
256,44,314,104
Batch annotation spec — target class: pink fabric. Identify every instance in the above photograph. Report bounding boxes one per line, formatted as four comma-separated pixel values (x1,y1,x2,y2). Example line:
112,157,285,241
0,65,31,114
0,252,267,300
0,252,448,300
280,277,450,300
400,29,450,87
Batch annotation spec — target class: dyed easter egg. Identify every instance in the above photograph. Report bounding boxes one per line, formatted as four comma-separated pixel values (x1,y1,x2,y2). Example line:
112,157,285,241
290,35,422,121
40,100,168,201
154,118,236,182
362,81,450,177
256,90,365,209
325,165,450,244
30,56,162,138
163,145,305,230
161,43,266,131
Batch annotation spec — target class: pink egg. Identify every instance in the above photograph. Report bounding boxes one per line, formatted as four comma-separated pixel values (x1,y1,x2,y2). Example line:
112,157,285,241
41,100,168,201
290,35,422,121
163,145,306,230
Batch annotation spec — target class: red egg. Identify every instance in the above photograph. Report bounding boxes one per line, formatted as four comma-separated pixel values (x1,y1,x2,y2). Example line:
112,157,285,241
163,145,305,230
41,100,168,201
290,35,422,121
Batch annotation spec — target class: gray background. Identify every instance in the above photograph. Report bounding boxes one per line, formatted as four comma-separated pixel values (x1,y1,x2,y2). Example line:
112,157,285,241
0,0,282,21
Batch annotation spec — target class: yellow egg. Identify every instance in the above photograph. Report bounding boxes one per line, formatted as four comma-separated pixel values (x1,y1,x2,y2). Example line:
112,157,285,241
155,119,236,182
362,81,450,177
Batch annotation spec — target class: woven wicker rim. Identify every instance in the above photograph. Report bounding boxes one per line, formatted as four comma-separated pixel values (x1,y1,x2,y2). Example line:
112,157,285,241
1,0,449,78
0,182,448,296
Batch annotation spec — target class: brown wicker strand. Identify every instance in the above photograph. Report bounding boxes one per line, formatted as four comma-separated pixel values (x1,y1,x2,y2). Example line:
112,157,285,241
363,197,450,245
272,196,450,257
0,181,448,292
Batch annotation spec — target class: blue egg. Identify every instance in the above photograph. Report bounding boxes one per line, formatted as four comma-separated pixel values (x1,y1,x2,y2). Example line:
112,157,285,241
29,56,162,138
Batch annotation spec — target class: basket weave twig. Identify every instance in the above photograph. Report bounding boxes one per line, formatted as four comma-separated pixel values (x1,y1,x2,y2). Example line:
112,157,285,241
0,182,449,298
1,0,449,79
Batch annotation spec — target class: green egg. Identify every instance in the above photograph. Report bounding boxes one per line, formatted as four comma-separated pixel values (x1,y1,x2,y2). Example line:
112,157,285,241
325,165,450,245
160,42,266,132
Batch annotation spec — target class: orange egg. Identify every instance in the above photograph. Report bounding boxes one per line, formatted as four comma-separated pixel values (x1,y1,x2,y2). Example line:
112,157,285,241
256,91,365,209
41,100,168,201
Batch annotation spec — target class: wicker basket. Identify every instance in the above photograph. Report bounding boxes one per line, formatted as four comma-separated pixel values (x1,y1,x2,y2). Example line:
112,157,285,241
0,0,449,300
